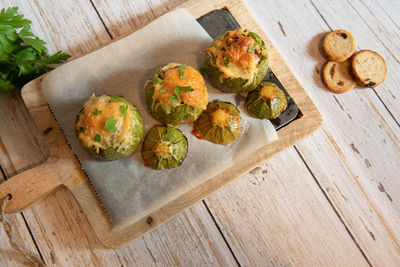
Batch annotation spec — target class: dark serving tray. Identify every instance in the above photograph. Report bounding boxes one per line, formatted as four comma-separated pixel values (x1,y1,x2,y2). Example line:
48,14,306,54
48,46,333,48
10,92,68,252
197,9,300,130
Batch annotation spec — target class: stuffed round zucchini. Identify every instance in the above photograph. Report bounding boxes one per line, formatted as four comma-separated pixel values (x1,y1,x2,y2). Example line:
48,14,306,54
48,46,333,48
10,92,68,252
75,94,144,161
201,28,268,93
141,125,188,170
145,63,208,125
193,100,241,145
245,81,287,120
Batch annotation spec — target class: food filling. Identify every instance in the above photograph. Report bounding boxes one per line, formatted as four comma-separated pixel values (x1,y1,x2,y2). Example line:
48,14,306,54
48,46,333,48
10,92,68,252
259,85,276,102
75,95,138,153
210,109,230,127
202,29,265,82
151,63,208,112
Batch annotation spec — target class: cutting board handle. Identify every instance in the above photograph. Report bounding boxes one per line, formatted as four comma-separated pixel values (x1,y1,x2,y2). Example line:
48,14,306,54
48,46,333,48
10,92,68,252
0,162,62,213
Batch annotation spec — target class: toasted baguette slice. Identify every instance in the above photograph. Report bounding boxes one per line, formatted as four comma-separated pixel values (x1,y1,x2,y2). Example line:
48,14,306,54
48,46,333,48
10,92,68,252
351,50,387,87
322,30,356,62
322,60,356,93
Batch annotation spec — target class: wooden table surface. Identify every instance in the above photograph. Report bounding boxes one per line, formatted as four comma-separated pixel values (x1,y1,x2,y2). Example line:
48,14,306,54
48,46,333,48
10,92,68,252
0,0,399,266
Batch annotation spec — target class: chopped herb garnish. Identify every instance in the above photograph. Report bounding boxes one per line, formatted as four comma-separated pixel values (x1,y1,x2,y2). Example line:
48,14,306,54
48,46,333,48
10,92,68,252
79,127,85,132
94,134,101,142
92,107,102,115
104,116,118,133
111,96,128,104
215,44,223,50
159,88,167,93
179,64,188,79
248,44,255,53
248,32,263,48
120,104,128,117
152,76,163,84
170,95,177,104
223,56,231,67
174,86,194,103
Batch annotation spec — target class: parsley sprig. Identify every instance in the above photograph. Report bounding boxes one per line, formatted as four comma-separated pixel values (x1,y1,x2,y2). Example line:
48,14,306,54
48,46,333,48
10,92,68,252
104,116,118,132
0,7,70,91
170,85,194,104
179,64,188,79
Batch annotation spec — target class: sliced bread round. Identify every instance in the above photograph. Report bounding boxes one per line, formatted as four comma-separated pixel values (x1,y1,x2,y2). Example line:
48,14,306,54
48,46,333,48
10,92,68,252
351,50,387,87
322,60,356,93
322,30,356,62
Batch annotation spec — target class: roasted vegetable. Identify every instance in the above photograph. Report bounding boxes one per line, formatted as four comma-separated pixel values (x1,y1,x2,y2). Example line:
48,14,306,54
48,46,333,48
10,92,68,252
75,95,144,161
245,81,287,119
145,63,208,125
201,29,268,93
193,100,241,145
141,125,188,170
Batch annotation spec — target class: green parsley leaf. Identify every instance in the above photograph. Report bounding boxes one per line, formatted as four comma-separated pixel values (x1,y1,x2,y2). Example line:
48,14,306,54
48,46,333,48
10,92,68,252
248,44,255,53
215,44,223,50
104,116,118,133
248,32,263,48
223,56,231,67
179,64,188,79
0,7,70,91
111,96,127,104
152,76,163,84
92,107,102,115
94,134,101,142
79,127,85,132
174,86,194,103
159,88,167,93
120,104,128,117
170,95,177,104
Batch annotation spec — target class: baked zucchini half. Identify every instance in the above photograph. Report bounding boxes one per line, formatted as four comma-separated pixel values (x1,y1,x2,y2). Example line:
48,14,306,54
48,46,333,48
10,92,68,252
193,100,241,145
75,94,144,161
202,29,268,93
245,81,288,119
145,63,208,125
141,125,188,170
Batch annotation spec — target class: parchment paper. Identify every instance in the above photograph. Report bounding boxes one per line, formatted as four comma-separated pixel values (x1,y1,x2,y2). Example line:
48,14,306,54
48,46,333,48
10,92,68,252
42,9,277,227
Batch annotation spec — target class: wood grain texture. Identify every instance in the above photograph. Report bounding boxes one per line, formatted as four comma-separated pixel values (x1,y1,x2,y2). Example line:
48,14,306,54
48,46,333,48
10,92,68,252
12,0,322,248
0,91,49,178
244,0,400,264
205,147,368,266
0,0,236,265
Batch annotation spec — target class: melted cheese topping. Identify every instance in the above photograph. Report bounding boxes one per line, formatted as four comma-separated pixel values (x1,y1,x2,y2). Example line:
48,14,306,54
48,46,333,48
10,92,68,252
152,64,208,112
210,109,229,127
75,94,138,153
259,85,276,101
204,29,263,82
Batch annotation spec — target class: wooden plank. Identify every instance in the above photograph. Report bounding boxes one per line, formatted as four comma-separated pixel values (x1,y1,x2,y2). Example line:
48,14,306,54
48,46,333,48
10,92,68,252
0,91,49,178
15,0,322,247
243,0,400,264
347,0,400,63
21,187,237,266
205,147,368,266
0,171,43,266
91,0,187,38
0,0,237,265
310,0,400,123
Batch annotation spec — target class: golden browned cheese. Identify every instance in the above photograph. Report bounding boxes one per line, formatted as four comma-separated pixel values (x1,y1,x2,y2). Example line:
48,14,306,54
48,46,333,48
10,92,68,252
259,85,276,101
152,67,208,108
75,95,136,153
210,109,230,127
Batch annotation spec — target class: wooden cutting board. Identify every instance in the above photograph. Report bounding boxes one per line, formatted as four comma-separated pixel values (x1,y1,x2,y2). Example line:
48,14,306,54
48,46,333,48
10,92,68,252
0,0,321,248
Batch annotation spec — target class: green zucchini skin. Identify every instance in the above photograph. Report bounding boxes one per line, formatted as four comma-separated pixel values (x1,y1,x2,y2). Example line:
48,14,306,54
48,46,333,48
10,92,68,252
75,96,144,161
203,53,268,93
141,125,188,170
145,79,204,125
194,100,241,145
244,81,288,120
202,30,268,93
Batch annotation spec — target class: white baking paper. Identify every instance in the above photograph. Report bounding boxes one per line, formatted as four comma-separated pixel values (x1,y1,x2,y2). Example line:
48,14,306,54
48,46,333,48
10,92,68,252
42,9,277,227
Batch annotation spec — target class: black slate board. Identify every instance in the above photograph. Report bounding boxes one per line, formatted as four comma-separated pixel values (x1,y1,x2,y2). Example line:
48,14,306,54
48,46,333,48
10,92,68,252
197,9,300,130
